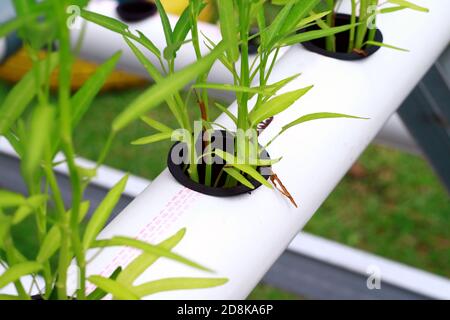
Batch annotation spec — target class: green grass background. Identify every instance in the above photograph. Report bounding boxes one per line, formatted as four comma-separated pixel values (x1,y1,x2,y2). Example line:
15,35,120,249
0,82,449,299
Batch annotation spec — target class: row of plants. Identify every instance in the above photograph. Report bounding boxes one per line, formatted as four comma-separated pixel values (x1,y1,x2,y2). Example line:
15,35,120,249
0,0,428,299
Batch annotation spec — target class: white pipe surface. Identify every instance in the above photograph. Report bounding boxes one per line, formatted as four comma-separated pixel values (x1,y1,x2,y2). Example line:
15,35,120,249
74,0,450,300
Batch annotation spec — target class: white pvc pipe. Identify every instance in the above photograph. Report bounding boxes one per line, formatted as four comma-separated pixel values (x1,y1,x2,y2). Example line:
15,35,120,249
0,39,6,62
70,0,449,300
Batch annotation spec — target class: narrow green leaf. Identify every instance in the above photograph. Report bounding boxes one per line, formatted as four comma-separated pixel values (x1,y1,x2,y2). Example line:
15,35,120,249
124,36,162,81
118,228,186,285
297,11,331,28
0,262,42,289
217,0,239,62
0,54,58,135
214,150,273,189
193,83,269,95
214,103,237,124
363,40,409,52
83,175,129,250
388,0,429,12
140,116,173,133
0,294,21,300
131,132,173,145
12,195,47,225
282,112,368,132
23,105,55,179
279,23,358,47
80,9,129,34
136,31,161,58
279,0,320,36
112,42,227,131
92,236,212,272
0,191,25,208
250,86,313,126
88,276,139,300
87,267,122,300
154,0,174,52
36,227,60,263
223,167,255,189
36,202,90,262
72,52,122,128
134,277,228,298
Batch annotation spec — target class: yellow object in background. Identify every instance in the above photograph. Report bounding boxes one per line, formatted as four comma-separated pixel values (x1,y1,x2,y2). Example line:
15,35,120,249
160,0,216,22
0,48,148,91
0,0,217,91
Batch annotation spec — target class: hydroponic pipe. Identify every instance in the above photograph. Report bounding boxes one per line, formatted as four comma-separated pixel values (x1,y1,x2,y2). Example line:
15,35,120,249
69,0,449,299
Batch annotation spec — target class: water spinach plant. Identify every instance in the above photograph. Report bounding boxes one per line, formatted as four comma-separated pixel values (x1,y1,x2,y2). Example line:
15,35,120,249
0,0,227,300
316,0,429,55
81,0,365,199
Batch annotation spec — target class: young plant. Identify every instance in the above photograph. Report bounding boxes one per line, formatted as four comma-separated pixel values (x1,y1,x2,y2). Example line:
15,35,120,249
81,0,365,198
317,0,429,54
0,0,227,300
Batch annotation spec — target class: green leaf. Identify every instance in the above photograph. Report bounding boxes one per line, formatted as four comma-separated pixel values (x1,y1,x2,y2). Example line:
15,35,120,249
223,167,255,189
154,0,174,56
140,116,173,133
83,175,128,250
36,202,90,262
388,0,429,12
217,0,239,62
112,42,227,131
264,0,298,48
12,195,48,225
136,31,161,58
23,105,55,179
0,262,42,289
80,9,129,34
131,132,173,145
88,276,139,300
363,40,409,52
36,227,60,263
279,23,358,47
282,112,368,132
72,52,122,128
0,54,58,135
193,83,269,95
278,0,320,36
214,150,273,189
134,277,228,298
249,86,313,127
214,102,237,124
0,191,25,208
297,11,331,28
0,294,21,300
118,228,186,285
87,267,122,300
124,36,162,82
92,236,212,272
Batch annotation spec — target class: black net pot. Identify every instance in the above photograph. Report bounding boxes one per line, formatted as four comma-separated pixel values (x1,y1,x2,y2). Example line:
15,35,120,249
116,0,157,23
301,13,383,61
167,130,272,197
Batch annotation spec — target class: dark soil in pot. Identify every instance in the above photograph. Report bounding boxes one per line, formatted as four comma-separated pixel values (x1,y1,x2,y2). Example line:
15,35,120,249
301,13,383,60
116,1,157,23
167,130,272,197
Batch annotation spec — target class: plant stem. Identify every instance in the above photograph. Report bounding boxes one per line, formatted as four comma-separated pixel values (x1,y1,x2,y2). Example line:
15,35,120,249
348,0,357,53
325,0,336,52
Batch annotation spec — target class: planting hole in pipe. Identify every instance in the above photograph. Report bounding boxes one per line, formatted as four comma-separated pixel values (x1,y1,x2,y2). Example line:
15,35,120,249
116,1,157,23
301,14,383,61
167,130,272,197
